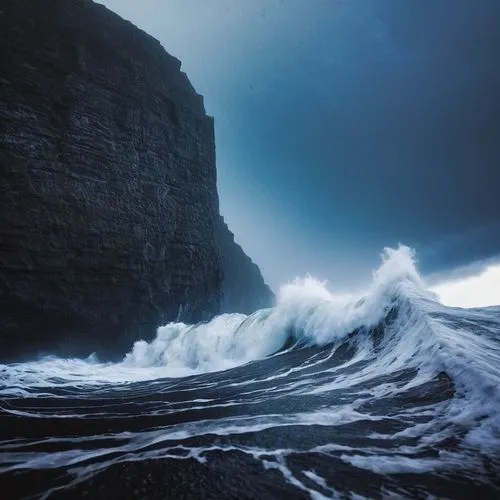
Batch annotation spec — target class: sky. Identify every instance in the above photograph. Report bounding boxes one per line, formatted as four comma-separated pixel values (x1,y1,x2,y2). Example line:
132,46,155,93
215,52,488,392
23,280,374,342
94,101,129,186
99,0,500,298
432,264,500,308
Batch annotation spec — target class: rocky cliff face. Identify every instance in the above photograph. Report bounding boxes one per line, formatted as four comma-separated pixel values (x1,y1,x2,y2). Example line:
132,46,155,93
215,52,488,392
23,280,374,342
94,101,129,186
0,0,273,361
216,218,274,314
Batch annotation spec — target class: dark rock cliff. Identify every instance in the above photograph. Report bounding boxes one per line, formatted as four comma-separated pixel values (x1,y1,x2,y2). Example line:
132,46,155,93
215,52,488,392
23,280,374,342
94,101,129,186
0,0,273,361
216,217,274,314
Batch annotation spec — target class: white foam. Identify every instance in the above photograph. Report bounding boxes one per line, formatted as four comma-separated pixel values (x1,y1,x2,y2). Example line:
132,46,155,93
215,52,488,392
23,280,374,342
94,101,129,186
119,245,431,375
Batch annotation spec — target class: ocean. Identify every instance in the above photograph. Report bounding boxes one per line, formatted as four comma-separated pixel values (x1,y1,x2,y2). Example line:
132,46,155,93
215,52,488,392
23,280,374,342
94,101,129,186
1,247,499,498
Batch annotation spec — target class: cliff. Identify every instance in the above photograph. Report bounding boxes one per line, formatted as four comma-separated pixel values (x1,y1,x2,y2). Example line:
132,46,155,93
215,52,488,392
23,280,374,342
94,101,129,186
0,0,273,361
216,218,274,314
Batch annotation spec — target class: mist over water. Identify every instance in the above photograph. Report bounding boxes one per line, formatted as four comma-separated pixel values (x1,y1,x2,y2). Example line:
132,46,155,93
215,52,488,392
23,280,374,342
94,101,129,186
1,247,500,498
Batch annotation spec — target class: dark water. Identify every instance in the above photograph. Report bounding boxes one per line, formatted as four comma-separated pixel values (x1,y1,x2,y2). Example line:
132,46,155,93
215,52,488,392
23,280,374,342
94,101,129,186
1,265,500,498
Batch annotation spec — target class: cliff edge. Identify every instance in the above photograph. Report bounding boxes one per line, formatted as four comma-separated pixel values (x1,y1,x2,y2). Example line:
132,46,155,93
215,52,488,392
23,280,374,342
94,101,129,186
216,217,274,314
0,0,273,360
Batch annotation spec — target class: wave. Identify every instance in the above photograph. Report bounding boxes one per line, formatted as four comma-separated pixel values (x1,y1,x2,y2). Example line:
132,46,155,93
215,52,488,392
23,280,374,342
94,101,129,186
2,246,499,387
123,246,431,373
1,246,500,497
0,246,426,386
3,246,500,438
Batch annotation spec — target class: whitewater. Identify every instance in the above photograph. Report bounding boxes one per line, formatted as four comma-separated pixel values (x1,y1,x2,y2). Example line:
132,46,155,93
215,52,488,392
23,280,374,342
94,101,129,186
1,246,499,499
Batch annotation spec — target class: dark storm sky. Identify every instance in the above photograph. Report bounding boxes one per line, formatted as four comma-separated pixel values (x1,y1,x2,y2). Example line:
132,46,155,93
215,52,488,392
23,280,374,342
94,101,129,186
100,0,500,291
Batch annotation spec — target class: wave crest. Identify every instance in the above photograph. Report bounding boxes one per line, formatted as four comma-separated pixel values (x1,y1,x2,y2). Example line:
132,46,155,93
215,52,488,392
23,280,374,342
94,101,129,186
123,245,431,374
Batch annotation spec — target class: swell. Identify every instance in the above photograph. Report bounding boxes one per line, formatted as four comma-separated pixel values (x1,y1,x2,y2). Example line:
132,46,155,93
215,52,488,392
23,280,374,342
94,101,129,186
1,277,500,497
120,246,430,375
1,246,499,393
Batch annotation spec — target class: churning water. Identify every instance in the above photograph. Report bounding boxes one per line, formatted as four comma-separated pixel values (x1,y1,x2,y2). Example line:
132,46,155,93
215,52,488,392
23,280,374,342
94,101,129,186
1,247,499,498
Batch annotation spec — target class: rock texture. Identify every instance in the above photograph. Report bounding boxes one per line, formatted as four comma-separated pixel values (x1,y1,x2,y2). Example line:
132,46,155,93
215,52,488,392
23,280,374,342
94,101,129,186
216,217,274,314
0,0,273,361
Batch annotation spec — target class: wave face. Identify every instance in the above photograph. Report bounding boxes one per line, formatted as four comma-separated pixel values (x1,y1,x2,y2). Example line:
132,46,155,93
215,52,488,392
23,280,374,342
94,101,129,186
1,247,500,498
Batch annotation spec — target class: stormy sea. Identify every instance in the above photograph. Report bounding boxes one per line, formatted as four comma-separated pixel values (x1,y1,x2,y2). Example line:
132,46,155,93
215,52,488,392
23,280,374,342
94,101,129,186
1,247,499,499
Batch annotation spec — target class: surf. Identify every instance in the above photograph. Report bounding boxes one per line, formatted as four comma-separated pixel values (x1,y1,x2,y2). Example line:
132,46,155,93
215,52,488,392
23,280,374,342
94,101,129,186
1,245,500,498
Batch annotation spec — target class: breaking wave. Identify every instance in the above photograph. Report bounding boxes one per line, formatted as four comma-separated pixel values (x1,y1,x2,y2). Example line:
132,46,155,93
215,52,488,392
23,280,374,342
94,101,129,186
1,246,500,498
124,246,429,374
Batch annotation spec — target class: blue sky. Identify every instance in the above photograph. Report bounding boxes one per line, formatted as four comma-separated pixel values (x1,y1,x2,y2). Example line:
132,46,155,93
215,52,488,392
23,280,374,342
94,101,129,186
99,0,500,292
